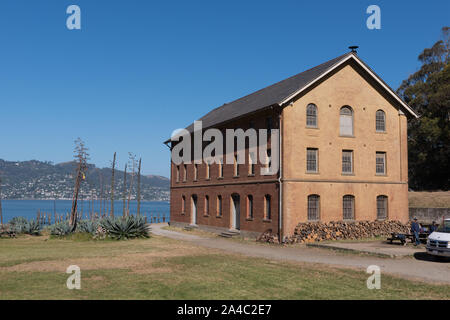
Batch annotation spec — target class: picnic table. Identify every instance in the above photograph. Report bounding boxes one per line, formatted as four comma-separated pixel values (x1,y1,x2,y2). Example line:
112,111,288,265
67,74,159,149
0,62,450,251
387,233,413,244
387,232,429,244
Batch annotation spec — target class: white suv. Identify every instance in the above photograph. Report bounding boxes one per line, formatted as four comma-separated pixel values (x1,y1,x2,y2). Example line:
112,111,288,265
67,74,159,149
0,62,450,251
426,219,450,258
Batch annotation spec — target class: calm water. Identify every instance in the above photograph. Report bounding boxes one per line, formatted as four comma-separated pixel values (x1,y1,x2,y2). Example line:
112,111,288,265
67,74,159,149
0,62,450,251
0,200,170,223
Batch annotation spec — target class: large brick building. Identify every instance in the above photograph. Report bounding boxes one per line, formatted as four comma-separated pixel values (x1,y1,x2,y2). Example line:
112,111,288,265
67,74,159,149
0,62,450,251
165,51,418,240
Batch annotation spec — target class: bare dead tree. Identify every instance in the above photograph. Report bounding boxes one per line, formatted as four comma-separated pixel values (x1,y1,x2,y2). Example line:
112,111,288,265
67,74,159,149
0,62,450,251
99,169,104,217
110,152,116,217
122,163,127,217
0,175,3,226
90,190,94,220
137,158,142,216
127,153,138,216
69,138,89,232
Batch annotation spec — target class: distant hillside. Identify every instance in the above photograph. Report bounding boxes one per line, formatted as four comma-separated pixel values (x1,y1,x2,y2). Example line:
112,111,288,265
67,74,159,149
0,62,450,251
0,159,169,201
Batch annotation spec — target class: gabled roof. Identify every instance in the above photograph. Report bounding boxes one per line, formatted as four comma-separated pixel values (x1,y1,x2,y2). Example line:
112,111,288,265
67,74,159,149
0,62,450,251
166,52,418,143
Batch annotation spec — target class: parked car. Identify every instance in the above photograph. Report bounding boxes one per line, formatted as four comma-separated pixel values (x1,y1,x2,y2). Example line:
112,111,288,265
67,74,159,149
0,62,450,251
426,219,450,259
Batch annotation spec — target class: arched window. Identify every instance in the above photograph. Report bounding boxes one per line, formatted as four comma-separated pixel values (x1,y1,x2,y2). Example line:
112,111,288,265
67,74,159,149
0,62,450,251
340,106,353,136
343,195,355,220
248,151,256,175
306,103,318,127
376,110,386,132
264,195,271,220
377,195,388,220
206,163,210,179
204,195,209,215
217,195,222,216
247,195,253,219
307,195,320,221
181,195,186,213
218,158,223,178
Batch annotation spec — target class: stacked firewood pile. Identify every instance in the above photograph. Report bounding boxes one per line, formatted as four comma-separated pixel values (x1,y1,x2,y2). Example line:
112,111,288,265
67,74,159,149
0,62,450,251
286,220,409,244
257,229,279,244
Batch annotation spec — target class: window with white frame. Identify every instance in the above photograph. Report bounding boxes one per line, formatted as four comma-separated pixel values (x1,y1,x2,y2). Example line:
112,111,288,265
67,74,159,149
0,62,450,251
376,152,386,175
307,195,320,221
306,148,318,173
218,159,223,178
217,195,222,216
206,163,210,179
306,103,318,127
340,106,354,136
264,195,271,220
342,150,353,174
377,195,388,220
248,151,255,175
376,110,386,132
247,195,253,219
204,195,209,215
343,195,355,220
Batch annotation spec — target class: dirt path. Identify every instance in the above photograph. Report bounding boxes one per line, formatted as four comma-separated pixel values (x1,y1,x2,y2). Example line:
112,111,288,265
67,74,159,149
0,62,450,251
152,224,450,285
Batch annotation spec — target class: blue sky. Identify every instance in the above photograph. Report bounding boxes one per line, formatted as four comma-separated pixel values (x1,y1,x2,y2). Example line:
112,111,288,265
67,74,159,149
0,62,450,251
0,0,448,177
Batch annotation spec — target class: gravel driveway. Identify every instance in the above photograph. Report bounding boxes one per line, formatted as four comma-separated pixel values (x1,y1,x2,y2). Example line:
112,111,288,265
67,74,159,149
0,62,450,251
151,223,450,285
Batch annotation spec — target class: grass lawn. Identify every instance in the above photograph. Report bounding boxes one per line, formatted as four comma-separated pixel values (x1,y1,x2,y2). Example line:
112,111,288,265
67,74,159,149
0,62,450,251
0,234,449,300
409,191,450,208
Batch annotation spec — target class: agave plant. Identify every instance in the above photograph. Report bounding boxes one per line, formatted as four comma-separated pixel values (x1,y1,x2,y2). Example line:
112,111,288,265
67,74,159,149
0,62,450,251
9,216,28,226
9,217,28,233
100,216,150,240
77,219,99,235
49,221,72,236
22,219,42,236
9,217,41,235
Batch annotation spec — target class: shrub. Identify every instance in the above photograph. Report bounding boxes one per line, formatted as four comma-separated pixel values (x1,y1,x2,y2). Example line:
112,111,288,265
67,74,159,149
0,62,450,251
77,219,99,235
22,220,42,236
9,217,41,235
9,217,28,233
100,216,150,240
9,217,28,226
49,221,72,236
